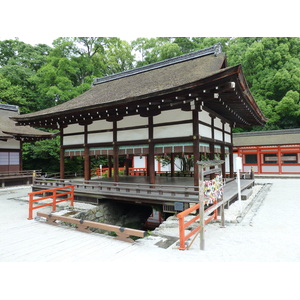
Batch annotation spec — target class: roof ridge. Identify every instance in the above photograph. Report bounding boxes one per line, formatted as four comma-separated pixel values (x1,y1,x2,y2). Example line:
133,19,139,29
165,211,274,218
0,103,19,112
93,43,223,85
233,128,300,137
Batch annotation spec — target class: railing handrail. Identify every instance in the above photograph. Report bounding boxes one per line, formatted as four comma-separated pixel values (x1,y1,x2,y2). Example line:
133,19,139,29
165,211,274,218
28,185,75,220
33,177,198,191
0,170,41,177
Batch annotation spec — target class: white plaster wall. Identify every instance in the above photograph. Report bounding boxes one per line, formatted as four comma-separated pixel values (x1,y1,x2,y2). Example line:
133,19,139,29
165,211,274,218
282,165,300,173
118,128,148,141
133,156,146,168
88,120,112,131
214,129,223,141
199,110,211,124
64,124,84,134
199,124,212,138
225,133,231,143
154,123,192,139
88,132,113,144
154,109,191,124
0,139,20,150
118,115,148,128
225,123,231,132
214,118,223,129
64,134,84,145
262,165,279,173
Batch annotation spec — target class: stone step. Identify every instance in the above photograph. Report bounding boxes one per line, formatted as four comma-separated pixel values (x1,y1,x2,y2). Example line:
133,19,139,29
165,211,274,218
241,188,253,200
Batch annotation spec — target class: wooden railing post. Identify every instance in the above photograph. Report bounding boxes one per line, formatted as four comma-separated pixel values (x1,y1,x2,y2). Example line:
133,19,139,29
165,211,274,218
178,216,186,250
52,190,57,212
70,186,74,207
28,194,34,220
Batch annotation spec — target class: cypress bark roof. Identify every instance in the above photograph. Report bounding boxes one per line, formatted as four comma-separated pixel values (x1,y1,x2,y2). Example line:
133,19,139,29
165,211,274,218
11,44,267,128
0,104,54,141
233,128,300,146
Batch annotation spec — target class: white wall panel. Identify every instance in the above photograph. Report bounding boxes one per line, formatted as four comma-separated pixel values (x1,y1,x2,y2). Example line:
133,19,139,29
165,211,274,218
199,110,211,124
64,134,84,145
214,129,223,141
88,120,112,131
262,165,279,173
225,123,231,132
118,115,148,128
214,118,223,129
0,139,20,150
154,124,192,139
133,156,146,168
199,124,212,138
154,109,191,124
64,124,84,134
225,133,231,143
88,132,113,144
118,128,148,141
282,165,300,173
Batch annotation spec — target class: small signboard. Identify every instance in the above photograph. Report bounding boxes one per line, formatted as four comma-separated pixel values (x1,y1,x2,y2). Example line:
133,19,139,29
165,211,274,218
174,202,184,211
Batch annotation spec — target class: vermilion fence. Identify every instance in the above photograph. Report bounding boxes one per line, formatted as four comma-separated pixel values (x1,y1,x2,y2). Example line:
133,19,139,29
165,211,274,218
91,167,145,177
28,185,75,220
177,200,218,250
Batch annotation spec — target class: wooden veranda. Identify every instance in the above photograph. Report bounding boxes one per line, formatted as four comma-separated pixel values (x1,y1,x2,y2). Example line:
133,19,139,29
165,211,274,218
32,175,254,213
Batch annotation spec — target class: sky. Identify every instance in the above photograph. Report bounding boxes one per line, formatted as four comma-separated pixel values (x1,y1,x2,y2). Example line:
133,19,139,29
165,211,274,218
0,2,297,47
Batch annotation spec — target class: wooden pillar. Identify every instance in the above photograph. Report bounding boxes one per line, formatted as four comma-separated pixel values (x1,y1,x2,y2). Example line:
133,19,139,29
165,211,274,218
229,148,234,178
192,109,200,186
257,147,261,174
278,146,282,175
113,121,119,182
221,121,226,178
209,115,215,161
113,145,119,182
229,126,234,178
148,116,155,184
60,148,65,179
209,115,215,179
220,144,226,178
84,146,90,181
124,156,129,176
170,152,175,177
19,141,23,172
59,126,65,179
83,124,90,181
108,155,112,177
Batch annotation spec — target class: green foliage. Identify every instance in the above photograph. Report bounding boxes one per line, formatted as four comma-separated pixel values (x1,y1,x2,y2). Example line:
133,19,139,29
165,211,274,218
22,135,60,172
1,36,300,172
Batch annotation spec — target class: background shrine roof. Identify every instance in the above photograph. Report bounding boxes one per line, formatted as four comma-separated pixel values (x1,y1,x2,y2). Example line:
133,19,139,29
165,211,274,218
0,104,54,141
233,128,300,146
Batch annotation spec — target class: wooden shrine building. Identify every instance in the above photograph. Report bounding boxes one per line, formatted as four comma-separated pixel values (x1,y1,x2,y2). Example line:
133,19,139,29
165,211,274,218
0,104,53,186
233,128,300,175
12,44,267,186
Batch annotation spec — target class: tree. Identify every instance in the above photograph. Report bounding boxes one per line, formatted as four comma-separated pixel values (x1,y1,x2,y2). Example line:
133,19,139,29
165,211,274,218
0,39,52,112
22,136,60,173
227,37,300,130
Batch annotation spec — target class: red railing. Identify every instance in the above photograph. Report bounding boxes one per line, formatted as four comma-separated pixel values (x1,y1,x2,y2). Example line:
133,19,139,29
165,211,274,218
91,167,145,177
128,168,147,176
28,185,75,220
177,200,218,250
